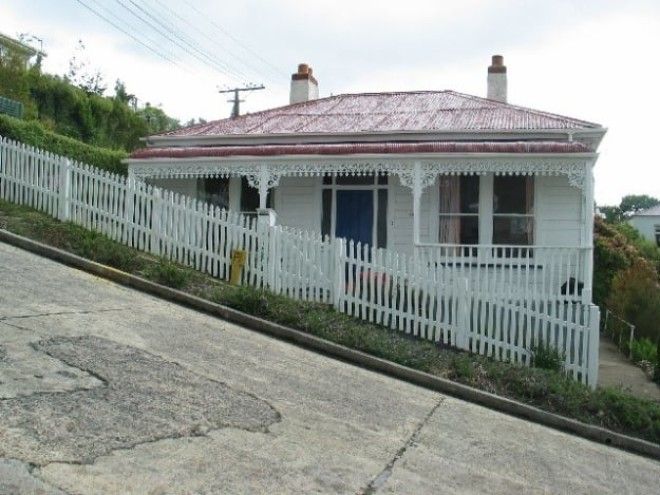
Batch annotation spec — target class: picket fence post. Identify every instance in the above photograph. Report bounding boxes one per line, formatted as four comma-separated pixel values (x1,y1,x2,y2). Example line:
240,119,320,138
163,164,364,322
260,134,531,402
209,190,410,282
455,277,471,350
586,305,600,389
150,187,163,256
266,226,277,290
256,208,277,289
57,158,72,221
332,238,345,309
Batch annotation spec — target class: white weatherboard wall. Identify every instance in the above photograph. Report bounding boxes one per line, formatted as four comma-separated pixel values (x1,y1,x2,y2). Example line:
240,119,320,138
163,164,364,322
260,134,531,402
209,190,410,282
274,176,322,232
273,175,434,252
535,175,582,246
629,215,660,245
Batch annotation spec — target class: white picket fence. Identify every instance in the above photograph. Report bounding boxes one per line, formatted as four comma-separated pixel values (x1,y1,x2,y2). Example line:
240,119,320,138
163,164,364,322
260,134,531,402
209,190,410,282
0,135,600,387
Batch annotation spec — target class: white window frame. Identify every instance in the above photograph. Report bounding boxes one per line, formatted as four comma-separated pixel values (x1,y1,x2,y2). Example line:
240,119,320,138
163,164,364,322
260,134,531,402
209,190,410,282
491,174,536,246
435,173,537,245
436,175,480,245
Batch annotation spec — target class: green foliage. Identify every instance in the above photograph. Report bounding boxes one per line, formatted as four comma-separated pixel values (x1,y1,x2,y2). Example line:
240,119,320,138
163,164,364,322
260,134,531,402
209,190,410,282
654,342,660,384
0,56,179,151
630,338,657,364
593,217,660,308
0,46,37,117
599,194,660,224
144,260,191,289
0,114,127,175
66,40,106,96
136,104,180,136
70,228,142,272
615,223,660,271
619,194,660,216
531,342,565,372
607,262,660,343
599,205,623,224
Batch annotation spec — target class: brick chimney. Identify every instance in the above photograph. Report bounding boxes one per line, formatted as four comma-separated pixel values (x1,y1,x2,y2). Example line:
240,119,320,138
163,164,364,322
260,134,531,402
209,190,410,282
487,55,507,103
290,63,319,104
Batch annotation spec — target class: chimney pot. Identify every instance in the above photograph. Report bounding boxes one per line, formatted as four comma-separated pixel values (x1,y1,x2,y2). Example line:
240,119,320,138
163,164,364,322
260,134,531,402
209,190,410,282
487,54,507,102
290,62,319,104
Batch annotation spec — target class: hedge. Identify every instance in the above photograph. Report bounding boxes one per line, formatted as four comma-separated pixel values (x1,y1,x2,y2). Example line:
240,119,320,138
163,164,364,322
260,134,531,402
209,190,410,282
0,113,127,175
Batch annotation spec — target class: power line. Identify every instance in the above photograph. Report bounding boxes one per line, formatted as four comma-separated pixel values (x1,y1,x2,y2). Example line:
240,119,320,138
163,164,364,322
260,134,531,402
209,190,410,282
122,0,253,83
181,0,287,80
73,0,182,67
150,0,281,86
112,0,248,83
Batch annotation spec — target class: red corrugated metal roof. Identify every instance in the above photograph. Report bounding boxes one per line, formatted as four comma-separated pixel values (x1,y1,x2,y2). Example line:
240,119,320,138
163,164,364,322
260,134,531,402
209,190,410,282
130,141,590,160
154,90,600,138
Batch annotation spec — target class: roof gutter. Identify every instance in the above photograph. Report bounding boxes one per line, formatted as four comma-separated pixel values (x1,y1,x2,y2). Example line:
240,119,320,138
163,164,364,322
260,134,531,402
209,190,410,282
125,151,598,166
142,128,607,150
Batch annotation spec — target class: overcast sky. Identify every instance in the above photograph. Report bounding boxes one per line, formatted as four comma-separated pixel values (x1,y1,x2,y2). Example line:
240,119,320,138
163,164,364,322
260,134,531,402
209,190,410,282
2,0,659,205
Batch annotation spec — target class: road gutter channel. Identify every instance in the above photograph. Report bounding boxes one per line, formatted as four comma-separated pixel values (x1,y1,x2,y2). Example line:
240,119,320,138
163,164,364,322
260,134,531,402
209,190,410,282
1,229,659,462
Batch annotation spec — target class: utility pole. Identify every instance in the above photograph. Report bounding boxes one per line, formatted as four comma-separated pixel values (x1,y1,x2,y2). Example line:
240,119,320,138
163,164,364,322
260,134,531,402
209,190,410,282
218,84,265,118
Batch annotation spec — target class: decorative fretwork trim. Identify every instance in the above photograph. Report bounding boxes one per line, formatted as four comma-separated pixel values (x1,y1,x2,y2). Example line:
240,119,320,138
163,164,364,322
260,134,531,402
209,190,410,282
128,156,591,190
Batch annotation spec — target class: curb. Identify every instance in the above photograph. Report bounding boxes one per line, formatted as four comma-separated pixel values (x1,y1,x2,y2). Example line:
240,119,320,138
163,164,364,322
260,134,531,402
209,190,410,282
1,228,659,461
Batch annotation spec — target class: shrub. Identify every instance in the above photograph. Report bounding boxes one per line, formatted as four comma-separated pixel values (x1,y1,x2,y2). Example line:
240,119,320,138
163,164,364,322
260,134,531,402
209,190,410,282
144,260,191,289
531,342,565,373
0,114,127,175
607,262,660,343
630,338,657,364
654,342,660,384
67,228,142,273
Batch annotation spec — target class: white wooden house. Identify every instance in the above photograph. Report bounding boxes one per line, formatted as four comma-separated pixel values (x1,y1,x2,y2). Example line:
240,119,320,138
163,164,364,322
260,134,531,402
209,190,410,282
629,205,660,246
127,56,605,305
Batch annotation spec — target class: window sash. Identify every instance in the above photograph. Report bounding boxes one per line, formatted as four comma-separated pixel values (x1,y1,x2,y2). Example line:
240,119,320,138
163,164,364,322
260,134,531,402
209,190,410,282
437,175,535,245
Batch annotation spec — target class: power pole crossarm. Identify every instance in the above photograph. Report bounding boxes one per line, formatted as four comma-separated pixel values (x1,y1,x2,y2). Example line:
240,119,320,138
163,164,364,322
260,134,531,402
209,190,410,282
218,84,265,118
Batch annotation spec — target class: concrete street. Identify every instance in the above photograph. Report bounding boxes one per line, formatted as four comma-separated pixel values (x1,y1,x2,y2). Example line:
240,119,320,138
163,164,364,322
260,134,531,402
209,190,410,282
1,241,658,494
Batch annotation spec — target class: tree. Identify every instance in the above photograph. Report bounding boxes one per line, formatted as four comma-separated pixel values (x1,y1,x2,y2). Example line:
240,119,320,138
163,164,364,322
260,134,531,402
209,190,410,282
599,205,623,223
619,195,660,216
598,194,660,223
114,79,136,108
136,103,180,134
18,33,44,69
184,117,207,127
66,40,106,95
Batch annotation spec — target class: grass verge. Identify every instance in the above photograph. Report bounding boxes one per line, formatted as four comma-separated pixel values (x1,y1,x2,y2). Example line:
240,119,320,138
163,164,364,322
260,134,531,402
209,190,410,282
1,199,659,445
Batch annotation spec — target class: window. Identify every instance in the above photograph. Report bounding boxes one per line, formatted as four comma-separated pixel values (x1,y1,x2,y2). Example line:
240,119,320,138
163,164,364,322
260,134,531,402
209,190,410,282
199,177,229,210
655,225,660,247
438,175,479,244
493,176,534,245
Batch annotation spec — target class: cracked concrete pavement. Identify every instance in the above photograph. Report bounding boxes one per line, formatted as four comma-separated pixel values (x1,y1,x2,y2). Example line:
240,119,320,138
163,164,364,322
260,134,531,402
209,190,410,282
1,241,659,494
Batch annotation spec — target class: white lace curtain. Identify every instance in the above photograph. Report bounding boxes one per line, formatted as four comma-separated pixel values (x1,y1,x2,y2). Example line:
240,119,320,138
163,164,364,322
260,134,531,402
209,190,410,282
438,176,461,243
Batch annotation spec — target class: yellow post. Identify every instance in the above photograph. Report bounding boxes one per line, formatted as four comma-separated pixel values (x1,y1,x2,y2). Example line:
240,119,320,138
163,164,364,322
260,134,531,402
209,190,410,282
229,249,247,285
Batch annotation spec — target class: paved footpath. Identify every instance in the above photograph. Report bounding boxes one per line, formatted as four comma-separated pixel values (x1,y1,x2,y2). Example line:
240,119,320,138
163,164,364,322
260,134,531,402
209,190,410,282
0,241,658,495
599,338,660,401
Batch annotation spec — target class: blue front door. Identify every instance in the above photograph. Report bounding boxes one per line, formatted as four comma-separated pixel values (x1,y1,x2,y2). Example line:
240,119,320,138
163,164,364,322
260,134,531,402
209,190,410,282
335,190,373,246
